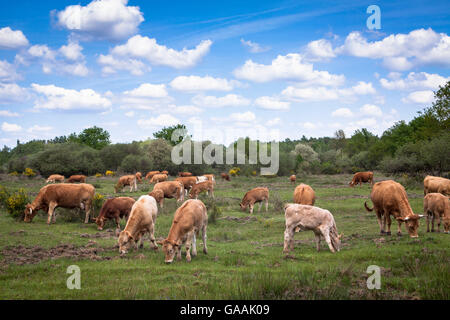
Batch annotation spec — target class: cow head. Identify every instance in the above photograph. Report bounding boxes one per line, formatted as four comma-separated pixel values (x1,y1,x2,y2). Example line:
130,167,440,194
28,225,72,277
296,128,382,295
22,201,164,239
157,239,180,264
93,217,106,231
396,214,424,238
239,202,247,211
348,181,355,187
443,215,450,234
118,230,134,255
23,204,39,222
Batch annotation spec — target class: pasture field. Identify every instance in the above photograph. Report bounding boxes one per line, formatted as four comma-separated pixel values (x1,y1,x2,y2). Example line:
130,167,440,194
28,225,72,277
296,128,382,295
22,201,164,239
0,173,448,300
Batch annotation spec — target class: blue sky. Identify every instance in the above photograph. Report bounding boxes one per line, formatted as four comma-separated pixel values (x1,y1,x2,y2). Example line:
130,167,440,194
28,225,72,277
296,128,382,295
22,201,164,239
0,0,449,147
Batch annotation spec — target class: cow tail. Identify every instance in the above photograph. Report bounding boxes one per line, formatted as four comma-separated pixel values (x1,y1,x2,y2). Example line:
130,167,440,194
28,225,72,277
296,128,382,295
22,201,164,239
364,201,373,212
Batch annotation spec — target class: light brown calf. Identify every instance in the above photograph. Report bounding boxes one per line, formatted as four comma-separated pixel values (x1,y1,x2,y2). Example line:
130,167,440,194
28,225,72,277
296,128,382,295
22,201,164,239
349,171,373,187
289,175,296,183
293,183,315,205
150,173,168,184
145,171,160,181
114,174,138,193
424,193,450,233
176,176,198,196
424,176,450,196
240,187,269,214
46,174,65,183
67,175,87,183
149,181,184,207
189,180,214,199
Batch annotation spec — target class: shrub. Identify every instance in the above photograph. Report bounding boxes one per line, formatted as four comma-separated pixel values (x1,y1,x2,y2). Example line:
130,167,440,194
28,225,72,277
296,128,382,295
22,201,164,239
93,193,105,212
204,198,222,224
22,167,36,177
8,171,19,176
229,167,241,176
95,173,103,178
0,185,10,207
105,170,115,177
5,188,29,219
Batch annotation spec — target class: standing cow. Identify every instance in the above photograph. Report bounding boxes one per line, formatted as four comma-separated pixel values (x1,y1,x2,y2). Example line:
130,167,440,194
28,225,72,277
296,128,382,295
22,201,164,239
94,197,135,231
424,193,450,233
293,183,315,205
349,172,374,187
240,187,269,214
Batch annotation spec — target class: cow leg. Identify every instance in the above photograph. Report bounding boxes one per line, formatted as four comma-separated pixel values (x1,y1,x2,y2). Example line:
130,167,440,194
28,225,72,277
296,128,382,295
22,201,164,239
115,216,121,231
258,201,262,212
249,204,254,214
265,199,269,211
320,226,335,253
191,233,197,257
185,232,193,262
176,245,182,261
314,231,321,252
426,212,431,232
84,200,92,224
283,226,295,253
376,210,384,234
431,214,436,232
202,225,208,254
436,214,441,233
149,224,158,250
385,214,392,236
396,220,403,236
47,203,57,225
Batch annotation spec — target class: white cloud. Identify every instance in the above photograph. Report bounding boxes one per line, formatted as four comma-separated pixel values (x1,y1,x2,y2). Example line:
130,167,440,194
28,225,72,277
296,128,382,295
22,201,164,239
240,38,270,53
401,90,434,104
169,105,203,115
254,96,290,110
0,110,19,117
98,54,148,76
360,104,382,117
0,83,29,104
27,125,52,133
170,75,237,92
233,53,345,85
103,35,212,71
332,108,354,118
31,84,111,111
137,114,180,128
59,41,84,61
0,60,21,82
282,81,375,102
229,111,256,122
266,117,281,126
380,72,449,91
125,111,135,117
303,39,336,61
2,122,22,132
124,83,168,98
192,94,250,108
336,28,450,70
0,27,29,49
55,0,144,41
302,122,319,130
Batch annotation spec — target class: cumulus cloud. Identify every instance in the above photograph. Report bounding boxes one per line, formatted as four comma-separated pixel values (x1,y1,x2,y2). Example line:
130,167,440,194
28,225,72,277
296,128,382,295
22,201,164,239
192,94,251,108
170,75,238,92
0,60,21,82
0,27,29,49
2,122,22,132
401,90,435,104
27,125,53,133
0,110,19,117
303,39,336,61
97,54,148,76
266,117,281,127
99,35,212,73
0,83,29,104
254,96,290,110
234,53,345,86
124,83,168,98
380,72,449,91
55,0,144,41
282,81,375,102
137,114,180,128
332,108,354,118
31,84,111,111
168,104,203,115
240,38,270,53
360,104,382,117
335,28,450,70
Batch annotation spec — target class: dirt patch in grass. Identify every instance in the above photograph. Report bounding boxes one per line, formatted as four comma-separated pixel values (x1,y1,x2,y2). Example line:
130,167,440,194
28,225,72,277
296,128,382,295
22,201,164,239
79,229,118,239
219,216,257,223
1,241,112,265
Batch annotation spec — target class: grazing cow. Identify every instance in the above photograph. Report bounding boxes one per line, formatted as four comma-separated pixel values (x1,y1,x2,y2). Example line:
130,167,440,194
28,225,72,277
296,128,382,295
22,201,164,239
118,195,158,255
150,173,168,184
145,171,160,181
93,197,135,231
149,181,184,207
67,175,87,183
293,183,315,205
240,187,269,214
178,172,193,177
364,180,424,237
189,180,214,199
290,175,296,183
424,193,450,233
158,199,208,263
114,174,138,193
176,176,198,196
349,171,374,187
135,172,143,183
24,183,95,224
46,174,65,184
161,170,169,175
423,176,450,196
283,204,342,253
221,173,230,181
196,175,208,183
204,174,215,185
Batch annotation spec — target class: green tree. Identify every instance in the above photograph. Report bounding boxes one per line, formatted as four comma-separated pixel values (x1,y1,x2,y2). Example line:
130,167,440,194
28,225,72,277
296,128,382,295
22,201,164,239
153,124,189,146
74,126,111,150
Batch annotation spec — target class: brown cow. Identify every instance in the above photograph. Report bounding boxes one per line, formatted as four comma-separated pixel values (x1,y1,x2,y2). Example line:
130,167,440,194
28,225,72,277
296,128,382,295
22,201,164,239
424,176,450,196
293,183,315,205
135,172,142,183
114,174,138,193
290,175,296,183
178,172,193,177
24,183,95,224
93,197,135,231
364,180,424,237
158,199,208,263
67,175,87,183
118,195,158,255
150,173,168,184
204,174,215,185
283,204,342,253
161,170,169,175
176,176,198,196
424,193,450,233
189,180,214,199
240,187,269,214
46,174,65,183
149,181,184,207
221,173,230,181
145,171,160,181
349,171,373,187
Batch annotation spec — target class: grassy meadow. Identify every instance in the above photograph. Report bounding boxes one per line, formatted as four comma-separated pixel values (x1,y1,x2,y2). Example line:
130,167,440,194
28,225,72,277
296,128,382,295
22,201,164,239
0,173,448,300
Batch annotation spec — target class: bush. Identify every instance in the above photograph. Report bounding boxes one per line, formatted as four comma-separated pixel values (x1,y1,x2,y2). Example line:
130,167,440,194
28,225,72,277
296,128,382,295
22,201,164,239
95,173,103,178
105,170,115,177
93,193,105,213
22,167,36,177
204,198,222,224
0,185,10,207
5,188,29,219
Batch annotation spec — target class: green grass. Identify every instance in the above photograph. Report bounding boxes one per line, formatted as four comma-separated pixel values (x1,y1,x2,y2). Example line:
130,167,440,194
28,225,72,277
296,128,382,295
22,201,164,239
0,173,448,299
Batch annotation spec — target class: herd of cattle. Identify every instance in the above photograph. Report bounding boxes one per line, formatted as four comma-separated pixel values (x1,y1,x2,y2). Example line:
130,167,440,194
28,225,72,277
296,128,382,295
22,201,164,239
21,170,449,263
